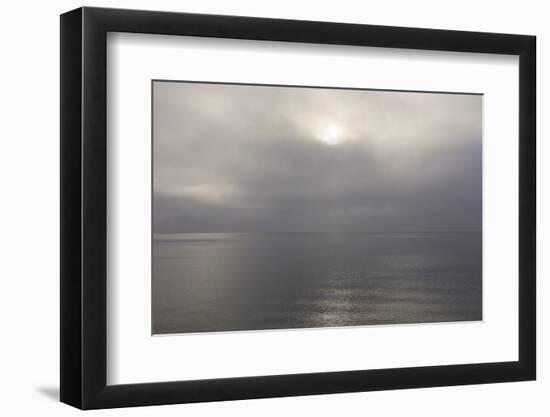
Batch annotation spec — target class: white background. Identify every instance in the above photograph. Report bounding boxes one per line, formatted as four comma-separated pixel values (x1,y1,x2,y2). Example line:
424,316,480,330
108,34,519,384
0,0,546,416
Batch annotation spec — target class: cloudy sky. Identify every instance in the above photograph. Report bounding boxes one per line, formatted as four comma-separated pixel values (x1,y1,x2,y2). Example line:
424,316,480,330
153,81,482,234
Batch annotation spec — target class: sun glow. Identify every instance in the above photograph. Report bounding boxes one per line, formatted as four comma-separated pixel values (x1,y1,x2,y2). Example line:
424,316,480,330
318,124,344,146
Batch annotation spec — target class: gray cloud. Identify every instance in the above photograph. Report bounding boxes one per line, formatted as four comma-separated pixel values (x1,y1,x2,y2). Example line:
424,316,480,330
153,81,482,233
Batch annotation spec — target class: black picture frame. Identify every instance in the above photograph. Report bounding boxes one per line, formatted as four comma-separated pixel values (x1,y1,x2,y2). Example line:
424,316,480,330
60,6,536,410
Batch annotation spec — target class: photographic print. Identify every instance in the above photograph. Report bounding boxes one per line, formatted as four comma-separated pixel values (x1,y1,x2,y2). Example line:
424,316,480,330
152,81,482,335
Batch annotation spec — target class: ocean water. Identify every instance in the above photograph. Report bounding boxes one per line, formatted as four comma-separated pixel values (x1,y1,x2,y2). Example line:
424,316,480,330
152,232,482,334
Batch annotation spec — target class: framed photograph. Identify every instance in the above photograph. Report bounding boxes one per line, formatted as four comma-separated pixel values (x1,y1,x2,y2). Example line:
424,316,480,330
60,6,536,409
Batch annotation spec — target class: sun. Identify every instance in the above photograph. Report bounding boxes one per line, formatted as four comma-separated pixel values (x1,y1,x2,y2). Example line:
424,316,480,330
318,124,344,146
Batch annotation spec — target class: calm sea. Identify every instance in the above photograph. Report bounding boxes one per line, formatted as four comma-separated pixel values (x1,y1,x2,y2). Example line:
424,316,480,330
152,232,482,334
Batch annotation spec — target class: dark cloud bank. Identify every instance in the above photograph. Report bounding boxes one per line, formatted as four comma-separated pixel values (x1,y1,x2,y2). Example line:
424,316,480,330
153,81,482,234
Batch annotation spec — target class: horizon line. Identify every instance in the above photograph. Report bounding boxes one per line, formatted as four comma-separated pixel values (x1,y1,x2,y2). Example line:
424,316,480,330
153,230,482,235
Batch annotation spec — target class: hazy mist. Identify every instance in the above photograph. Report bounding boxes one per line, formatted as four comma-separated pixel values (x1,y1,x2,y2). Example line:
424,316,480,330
153,81,482,233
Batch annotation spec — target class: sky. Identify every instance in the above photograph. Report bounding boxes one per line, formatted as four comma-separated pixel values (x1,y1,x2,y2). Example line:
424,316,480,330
153,81,482,234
